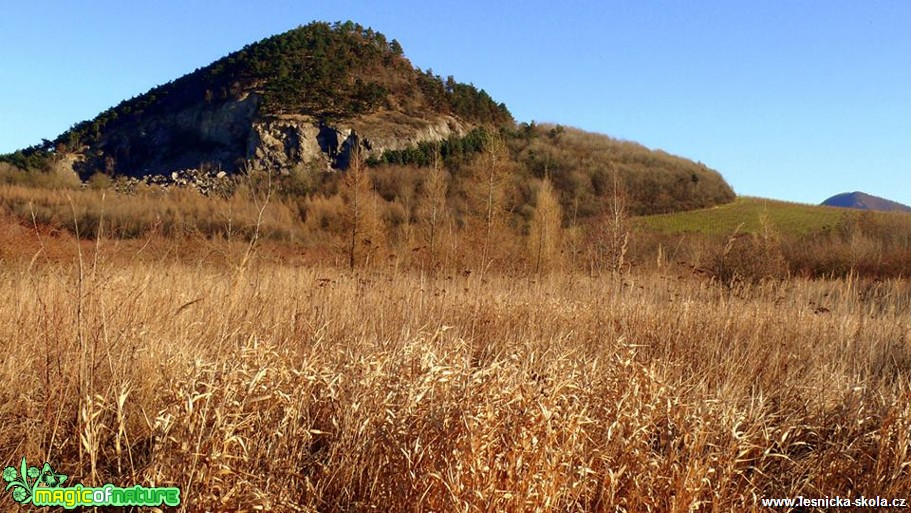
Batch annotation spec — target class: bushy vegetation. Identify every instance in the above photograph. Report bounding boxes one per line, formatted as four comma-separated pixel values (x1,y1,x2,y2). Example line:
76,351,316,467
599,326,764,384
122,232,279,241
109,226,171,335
3,138,907,281
365,124,735,219
368,126,491,168
0,162,79,189
0,182,300,242
506,123,735,216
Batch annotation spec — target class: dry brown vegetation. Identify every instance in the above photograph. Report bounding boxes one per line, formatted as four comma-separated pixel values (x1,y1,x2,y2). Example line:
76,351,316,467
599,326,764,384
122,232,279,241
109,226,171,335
6,137,907,283
1,221,911,511
1,141,911,510
511,125,736,217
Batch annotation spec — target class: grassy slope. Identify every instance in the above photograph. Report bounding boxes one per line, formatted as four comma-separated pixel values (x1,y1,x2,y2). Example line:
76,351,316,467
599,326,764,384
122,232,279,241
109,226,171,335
637,196,879,235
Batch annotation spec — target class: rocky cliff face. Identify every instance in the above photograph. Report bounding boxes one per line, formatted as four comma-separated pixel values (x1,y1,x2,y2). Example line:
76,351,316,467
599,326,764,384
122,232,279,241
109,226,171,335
69,93,469,179
249,113,467,172
72,93,261,178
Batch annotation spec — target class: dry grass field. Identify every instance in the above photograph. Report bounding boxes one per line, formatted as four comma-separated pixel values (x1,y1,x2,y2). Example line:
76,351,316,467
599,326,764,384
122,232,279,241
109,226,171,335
2,230,910,511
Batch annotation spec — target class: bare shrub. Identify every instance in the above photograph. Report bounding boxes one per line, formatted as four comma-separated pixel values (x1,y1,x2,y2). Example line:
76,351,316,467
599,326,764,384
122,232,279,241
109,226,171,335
704,214,788,285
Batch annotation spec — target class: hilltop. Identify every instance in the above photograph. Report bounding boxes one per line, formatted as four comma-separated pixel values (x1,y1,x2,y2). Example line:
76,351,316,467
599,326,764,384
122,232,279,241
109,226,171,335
821,191,911,213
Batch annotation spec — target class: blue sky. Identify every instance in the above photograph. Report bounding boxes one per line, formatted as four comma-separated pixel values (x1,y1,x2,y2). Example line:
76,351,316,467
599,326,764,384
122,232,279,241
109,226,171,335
1,1,909,206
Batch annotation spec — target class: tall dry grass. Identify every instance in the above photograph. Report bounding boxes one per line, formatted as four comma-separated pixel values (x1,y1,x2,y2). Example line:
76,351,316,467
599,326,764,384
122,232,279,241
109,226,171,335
0,183,303,242
1,236,910,511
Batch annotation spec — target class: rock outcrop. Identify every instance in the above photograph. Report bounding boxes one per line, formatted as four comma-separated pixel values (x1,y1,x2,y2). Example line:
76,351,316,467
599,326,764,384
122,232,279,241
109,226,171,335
72,93,262,179
66,93,470,179
248,113,467,172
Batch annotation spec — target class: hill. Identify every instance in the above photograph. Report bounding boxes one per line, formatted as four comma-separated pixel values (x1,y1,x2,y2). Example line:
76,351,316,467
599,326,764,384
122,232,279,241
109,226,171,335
0,20,735,218
505,124,734,216
821,191,911,213
1,21,511,179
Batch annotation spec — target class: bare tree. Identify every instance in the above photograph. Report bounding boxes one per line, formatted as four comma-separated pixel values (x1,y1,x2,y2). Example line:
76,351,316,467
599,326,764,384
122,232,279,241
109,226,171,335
528,176,563,275
339,145,381,269
418,152,449,270
478,133,510,275
594,165,630,276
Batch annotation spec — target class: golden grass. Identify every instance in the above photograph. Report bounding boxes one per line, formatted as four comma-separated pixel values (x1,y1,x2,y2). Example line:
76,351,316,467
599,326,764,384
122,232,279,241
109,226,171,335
1,242,911,511
0,183,304,243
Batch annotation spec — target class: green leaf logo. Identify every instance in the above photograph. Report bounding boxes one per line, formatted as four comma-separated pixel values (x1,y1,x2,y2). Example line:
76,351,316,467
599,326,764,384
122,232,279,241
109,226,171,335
3,458,67,505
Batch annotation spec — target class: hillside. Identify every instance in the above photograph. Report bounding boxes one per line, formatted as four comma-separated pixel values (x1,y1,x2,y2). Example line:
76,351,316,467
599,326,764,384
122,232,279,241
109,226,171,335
637,197,851,235
822,191,911,213
636,196,911,279
0,20,735,219
509,124,734,216
639,196,911,236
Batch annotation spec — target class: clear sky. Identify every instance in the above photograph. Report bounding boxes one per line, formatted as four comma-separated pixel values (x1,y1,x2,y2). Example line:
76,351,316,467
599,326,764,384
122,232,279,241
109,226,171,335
1,1,909,206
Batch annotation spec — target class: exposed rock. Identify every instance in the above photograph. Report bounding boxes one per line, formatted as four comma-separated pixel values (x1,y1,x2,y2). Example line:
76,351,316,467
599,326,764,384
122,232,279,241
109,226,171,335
246,113,468,172
111,168,236,197
75,93,262,179
76,90,471,179
248,119,325,171
48,153,83,186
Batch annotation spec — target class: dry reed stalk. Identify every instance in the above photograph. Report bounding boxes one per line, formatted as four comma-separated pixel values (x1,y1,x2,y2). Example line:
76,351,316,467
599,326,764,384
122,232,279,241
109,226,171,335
0,252,910,511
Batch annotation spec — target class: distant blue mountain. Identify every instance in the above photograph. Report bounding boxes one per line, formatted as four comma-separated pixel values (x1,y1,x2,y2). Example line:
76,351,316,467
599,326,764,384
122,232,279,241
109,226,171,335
821,192,911,213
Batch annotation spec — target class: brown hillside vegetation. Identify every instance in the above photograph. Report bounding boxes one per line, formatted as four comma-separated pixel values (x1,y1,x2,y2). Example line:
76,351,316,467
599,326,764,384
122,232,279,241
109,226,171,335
0,130,738,277
1,238,910,511
2,147,909,281
511,124,735,216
